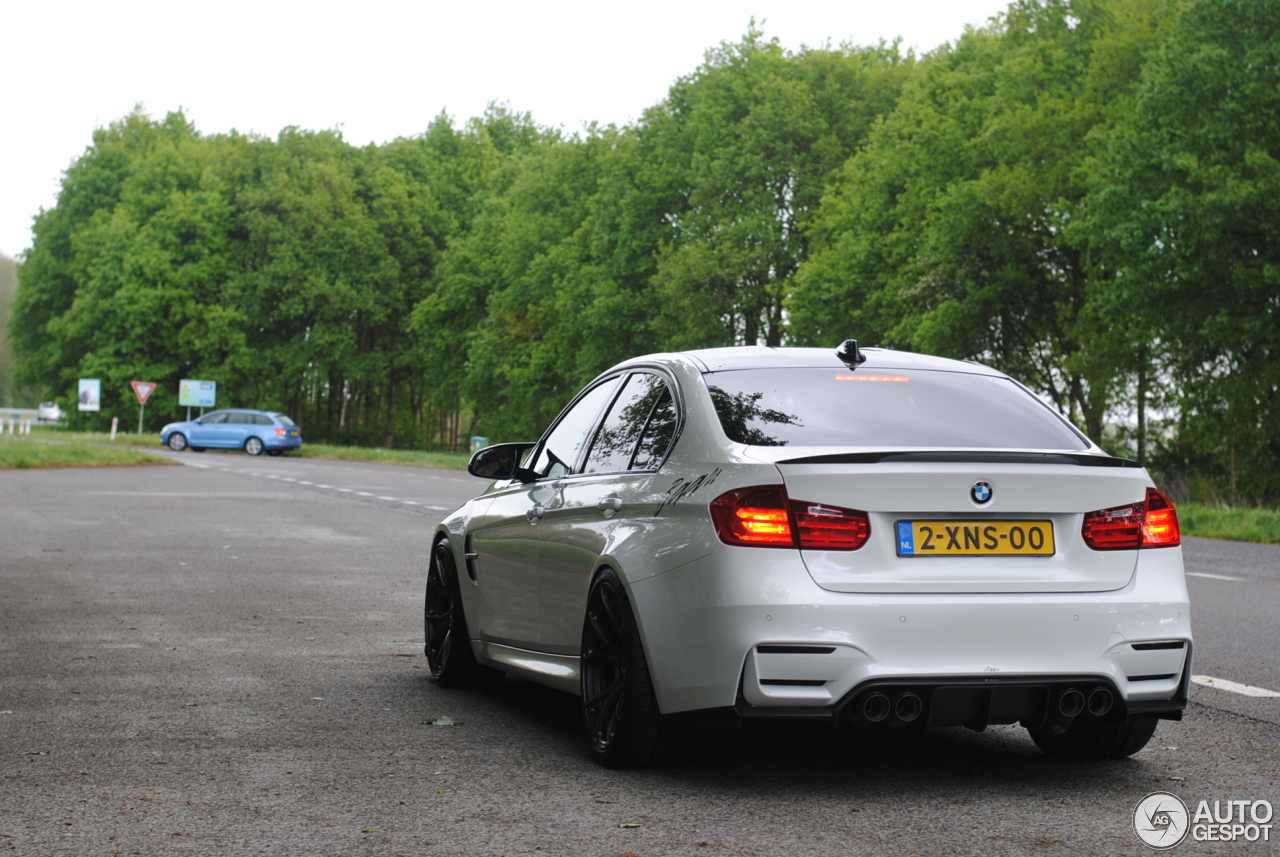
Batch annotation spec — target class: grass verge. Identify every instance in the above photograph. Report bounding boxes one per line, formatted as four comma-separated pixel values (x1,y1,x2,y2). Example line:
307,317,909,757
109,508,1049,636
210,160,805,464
1179,503,1280,546
299,443,470,470
0,436,174,469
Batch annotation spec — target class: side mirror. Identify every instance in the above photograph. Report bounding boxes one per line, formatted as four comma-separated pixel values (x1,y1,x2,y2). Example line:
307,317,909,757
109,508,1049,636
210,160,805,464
467,442,537,481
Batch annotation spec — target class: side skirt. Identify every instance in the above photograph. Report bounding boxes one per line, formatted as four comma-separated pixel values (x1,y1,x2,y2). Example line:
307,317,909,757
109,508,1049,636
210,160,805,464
475,641,580,695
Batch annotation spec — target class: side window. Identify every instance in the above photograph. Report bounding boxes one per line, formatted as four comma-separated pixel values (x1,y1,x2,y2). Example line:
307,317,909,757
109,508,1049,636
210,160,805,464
632,386,677,470
253,414,273,425
200,413,228,425
530,378,621,480
227,413,252,425
584,373,666,474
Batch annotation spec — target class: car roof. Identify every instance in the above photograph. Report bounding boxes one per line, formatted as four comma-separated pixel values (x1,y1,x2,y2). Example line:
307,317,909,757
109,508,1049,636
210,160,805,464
668,345,1004,377
208,408,281,416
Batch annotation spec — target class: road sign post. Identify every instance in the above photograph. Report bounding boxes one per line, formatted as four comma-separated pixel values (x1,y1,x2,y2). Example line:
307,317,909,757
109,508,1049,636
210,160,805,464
130,381,156,434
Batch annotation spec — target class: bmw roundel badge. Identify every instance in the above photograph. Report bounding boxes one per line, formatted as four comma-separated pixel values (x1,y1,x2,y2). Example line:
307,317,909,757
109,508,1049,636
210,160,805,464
971,481,993,504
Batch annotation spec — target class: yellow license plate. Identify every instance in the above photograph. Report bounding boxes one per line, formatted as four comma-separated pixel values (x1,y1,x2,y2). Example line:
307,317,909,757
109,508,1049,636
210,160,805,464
896,520,1055,556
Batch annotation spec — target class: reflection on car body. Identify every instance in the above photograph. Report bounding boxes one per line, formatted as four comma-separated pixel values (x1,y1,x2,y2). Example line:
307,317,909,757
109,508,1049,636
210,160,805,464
424,343,1192,768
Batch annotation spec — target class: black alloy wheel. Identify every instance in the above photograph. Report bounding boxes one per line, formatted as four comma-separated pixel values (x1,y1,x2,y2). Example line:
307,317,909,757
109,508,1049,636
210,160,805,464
1028,712,1159,759
424,537,499,687
580,568,685,768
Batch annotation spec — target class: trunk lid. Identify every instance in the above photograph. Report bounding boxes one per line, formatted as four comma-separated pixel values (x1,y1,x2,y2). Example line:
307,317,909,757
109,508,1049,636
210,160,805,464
774,454,1148,593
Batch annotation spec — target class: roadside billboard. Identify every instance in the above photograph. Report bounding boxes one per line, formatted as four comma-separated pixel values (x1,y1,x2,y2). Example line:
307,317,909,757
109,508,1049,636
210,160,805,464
178,379,217,408
77,379,101,412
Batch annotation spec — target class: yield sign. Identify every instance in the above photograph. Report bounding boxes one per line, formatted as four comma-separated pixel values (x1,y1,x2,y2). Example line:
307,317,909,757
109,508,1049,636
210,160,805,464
131,381,157,405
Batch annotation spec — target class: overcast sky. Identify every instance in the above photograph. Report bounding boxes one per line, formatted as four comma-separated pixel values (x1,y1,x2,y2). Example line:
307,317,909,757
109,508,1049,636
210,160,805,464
1,0,1012,260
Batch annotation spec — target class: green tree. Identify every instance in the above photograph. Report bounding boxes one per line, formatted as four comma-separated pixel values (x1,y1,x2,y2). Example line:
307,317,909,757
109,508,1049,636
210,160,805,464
13,110,253,428
644,29,913,348
1082,0,1280,501
0,253,21,407
792,0,1168,440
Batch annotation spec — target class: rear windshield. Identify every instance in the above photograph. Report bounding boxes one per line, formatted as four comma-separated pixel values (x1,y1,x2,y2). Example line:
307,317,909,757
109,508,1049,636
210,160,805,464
705,368,1086,450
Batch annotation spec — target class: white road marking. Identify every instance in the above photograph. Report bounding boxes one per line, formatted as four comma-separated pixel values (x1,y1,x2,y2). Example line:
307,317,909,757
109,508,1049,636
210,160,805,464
1187,571,1244,581
184,460,455,510
1191,675,1280,698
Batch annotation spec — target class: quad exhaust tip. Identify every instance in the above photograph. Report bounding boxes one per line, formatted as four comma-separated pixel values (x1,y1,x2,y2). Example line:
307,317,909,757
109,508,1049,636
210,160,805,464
1087,687,1114,717
862,692,891,723
1057,688,1086,718
894,692,923,723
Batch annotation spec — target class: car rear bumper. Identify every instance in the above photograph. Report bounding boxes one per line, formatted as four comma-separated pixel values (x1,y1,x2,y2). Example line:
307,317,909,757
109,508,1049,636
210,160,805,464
628,544,1191,718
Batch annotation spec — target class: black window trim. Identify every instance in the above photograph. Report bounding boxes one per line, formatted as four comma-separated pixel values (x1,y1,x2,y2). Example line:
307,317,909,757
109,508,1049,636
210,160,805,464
580,371,677,477
528,374,626,483
532,363,686,482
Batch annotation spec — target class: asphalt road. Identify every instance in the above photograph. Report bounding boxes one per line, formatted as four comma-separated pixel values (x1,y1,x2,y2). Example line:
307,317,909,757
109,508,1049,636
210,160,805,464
2,456,1278,856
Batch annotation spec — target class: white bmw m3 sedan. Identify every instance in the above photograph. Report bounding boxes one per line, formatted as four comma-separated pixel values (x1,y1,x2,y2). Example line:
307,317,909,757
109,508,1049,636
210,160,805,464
424,343,1192,768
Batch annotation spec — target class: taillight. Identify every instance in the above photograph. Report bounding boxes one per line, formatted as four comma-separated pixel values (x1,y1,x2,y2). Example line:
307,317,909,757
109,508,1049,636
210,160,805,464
710,486,869,550
1081,487,1181,550
274,428,286,437
792,501,871,550
710,486,794,547
1141,488,1181,547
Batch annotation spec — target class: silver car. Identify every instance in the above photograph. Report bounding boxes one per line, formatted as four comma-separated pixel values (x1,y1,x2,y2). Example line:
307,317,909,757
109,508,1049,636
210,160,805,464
425,343,1191,767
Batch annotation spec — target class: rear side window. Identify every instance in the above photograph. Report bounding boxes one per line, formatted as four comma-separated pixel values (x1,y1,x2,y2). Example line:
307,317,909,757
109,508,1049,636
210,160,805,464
584,373,674,473
227,413,253,425
632,387,677,470
252,414,273,425
705,368,1086,450
277,415,296,427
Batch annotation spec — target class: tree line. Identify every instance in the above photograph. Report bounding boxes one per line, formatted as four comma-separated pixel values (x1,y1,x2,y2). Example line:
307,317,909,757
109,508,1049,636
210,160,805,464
9,0,1279,505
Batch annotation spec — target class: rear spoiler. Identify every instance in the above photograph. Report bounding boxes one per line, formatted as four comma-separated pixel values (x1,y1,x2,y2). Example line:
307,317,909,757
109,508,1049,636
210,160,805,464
775,451,1142,468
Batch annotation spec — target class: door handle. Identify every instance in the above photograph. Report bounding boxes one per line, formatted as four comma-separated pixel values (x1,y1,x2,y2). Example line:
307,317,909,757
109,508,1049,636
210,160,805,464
526,504,545,522
597,496,624,517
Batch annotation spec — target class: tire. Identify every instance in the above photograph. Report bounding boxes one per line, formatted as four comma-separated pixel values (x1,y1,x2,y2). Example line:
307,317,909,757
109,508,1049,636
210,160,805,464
167,433,188,452
580,568,686,768
244,436,264,456
1029,713,1160,760
424,537,501,688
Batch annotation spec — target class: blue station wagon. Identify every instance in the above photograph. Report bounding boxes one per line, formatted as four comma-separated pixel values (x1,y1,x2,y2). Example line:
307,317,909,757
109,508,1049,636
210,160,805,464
160,409,302,456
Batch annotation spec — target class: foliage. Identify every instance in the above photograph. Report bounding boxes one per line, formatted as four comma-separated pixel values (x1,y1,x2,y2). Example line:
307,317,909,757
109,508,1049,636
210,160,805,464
1083,0,1280,504
0,435,174,469
791,0,1169,440
6,7,1279,504
1178,503,1280,546
299,443,469,470
0,254,21,406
